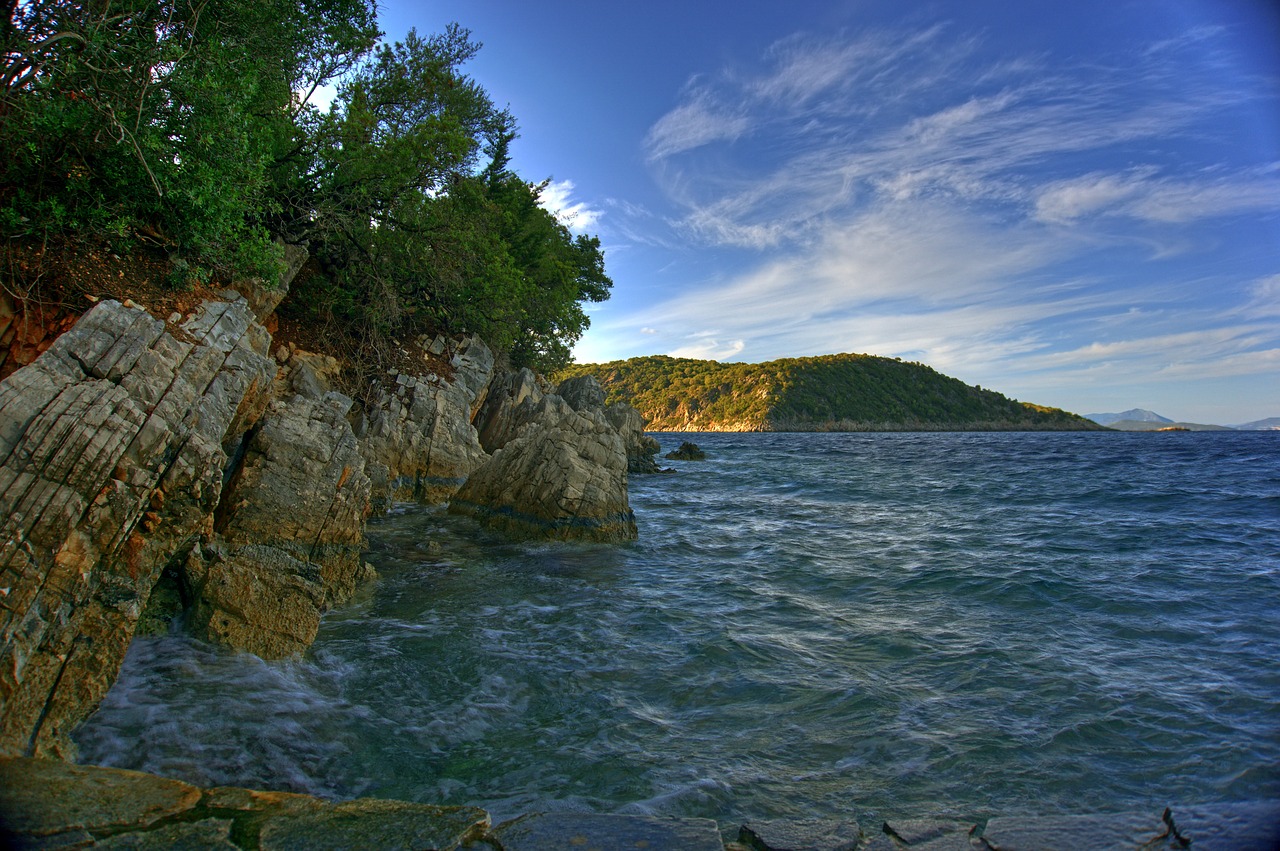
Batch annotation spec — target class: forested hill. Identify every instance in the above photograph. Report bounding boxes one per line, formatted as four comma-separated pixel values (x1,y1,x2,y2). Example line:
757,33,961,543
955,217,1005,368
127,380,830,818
557,354,1101,432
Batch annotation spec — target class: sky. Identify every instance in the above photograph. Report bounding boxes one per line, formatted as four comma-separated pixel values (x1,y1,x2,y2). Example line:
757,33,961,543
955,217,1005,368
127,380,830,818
377,0,1280,425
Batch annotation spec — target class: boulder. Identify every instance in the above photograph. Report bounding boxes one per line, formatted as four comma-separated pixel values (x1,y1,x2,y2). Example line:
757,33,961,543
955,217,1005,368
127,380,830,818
450,395,637,542
183,392,373,658
554,374,662,474
0,297,276,758
357,335,495,509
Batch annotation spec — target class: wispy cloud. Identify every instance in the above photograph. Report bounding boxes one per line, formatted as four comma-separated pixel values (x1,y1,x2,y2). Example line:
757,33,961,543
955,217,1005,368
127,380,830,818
599,16,1280,420
538,179,602,232
643,86,751,160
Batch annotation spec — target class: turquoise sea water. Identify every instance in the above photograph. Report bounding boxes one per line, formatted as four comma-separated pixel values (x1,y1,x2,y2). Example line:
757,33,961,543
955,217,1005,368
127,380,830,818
77,432,1280,826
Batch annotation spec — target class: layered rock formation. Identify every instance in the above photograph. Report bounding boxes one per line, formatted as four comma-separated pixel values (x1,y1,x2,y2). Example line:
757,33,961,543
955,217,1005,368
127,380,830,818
454,373,643,542
356,335,495,510
0,268,657,757
0,298,279,757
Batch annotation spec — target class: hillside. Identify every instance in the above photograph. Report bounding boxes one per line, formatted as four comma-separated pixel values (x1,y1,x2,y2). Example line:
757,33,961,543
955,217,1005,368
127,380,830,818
558,353,1101,432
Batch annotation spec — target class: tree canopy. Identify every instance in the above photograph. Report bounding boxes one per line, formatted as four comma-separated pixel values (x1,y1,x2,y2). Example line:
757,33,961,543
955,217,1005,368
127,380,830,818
1,1,610,373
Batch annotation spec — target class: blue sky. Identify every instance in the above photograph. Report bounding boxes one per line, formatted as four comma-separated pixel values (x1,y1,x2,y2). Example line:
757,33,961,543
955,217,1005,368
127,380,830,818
378,1,1280,425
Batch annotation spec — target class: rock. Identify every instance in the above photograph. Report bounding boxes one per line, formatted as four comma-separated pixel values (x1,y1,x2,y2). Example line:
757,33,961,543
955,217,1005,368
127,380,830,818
474,367,546,453
738,818,861,850
228,242,307,323
605,401,663,474
0,758,487,851
554,374,663,474
557,373,607,411
358,335,494,510
474,367,547,453
0,297,275,758
258,798,489,851
665,440,707,460
0,758,201,839
978,806,1280,851
1165,802,1280,851
491,812,724,851
450,395,638,542
277,350,342,401
864,819,976,850
185,392,372,658
95,818,239,849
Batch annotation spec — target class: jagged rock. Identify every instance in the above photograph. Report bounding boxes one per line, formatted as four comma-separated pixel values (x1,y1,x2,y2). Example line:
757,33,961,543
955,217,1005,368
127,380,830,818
0,297,276,758
606,401,663,473
185,392,372,658
665,440,707,460
557,373,607,412
474,367,546,454
554,374,662,474
450,395,637,542
276,350,342,402
359,337,494,509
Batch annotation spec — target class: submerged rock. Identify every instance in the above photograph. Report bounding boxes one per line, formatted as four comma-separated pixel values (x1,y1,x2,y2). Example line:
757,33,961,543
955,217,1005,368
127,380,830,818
665,440,707,460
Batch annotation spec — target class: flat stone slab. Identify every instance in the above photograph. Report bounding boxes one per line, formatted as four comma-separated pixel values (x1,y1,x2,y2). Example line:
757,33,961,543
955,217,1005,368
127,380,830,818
257,798,489,851
93,817,238,849
492,812,724,851
981,811,1170,849
863,818,977,850
738,817,861,850
0,758,201,838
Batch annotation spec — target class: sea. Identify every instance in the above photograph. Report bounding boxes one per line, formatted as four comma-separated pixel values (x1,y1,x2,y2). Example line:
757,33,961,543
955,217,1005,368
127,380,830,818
76,431,1280,828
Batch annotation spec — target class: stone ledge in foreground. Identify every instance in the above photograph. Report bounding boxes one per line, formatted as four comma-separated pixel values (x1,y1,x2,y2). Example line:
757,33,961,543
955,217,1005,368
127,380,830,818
1,758,1277,850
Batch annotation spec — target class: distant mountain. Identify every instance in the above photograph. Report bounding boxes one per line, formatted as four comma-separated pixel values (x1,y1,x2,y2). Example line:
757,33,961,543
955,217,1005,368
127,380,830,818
558,353,1102,432
1086,409,1173,426
1106,420,1235,432
1234,417,1280,431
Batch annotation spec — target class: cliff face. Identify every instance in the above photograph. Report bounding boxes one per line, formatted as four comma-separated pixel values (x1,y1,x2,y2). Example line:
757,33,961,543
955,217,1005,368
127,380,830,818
0,264,657,760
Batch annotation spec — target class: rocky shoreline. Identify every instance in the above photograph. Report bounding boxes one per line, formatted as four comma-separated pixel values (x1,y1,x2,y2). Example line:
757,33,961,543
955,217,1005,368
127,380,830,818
2,757,1276,850
0,266,1276,849
0,254,659,759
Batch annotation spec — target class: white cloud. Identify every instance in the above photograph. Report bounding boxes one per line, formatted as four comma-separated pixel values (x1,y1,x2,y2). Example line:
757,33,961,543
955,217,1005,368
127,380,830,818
537,180,602,232
639,327,658,334
1036,169,1280,224
668,334,746,361
598,18,1280,420
644,88,751,160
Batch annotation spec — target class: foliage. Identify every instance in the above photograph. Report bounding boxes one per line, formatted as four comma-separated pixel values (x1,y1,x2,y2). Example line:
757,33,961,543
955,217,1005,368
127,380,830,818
557,353,1101,431
2,4,611,374
1,0,379,280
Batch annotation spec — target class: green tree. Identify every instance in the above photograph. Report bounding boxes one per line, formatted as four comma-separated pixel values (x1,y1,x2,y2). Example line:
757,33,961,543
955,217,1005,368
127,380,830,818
1,0,378,278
